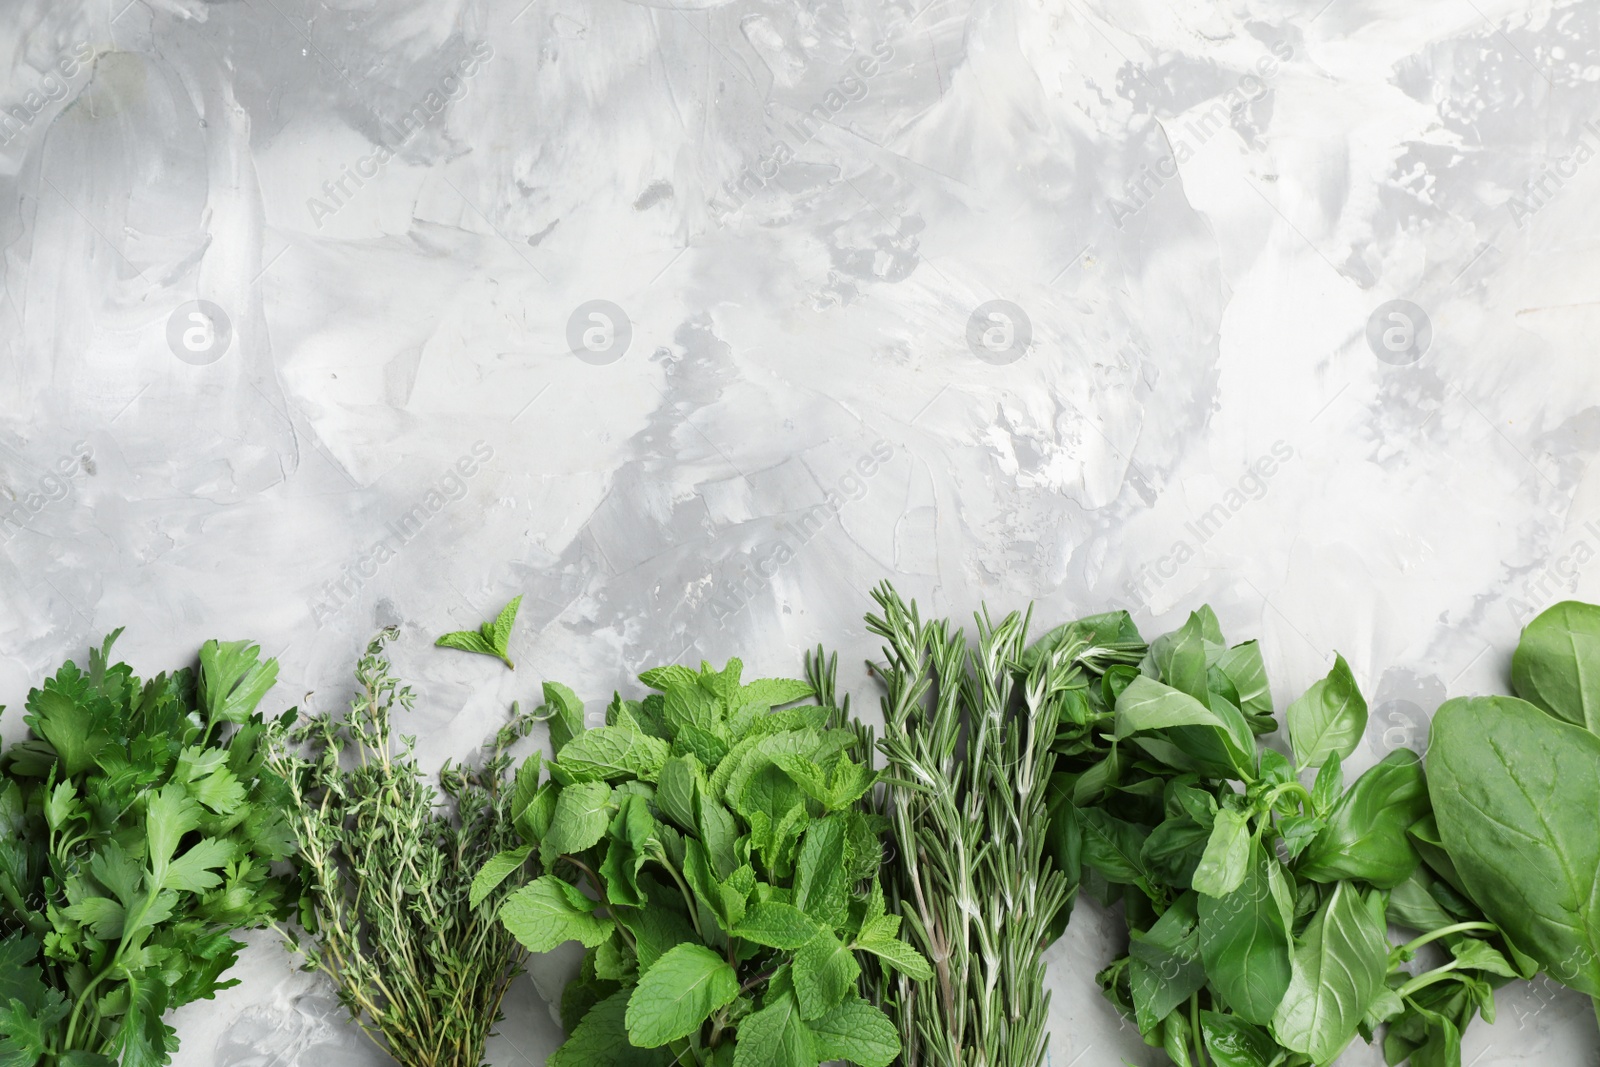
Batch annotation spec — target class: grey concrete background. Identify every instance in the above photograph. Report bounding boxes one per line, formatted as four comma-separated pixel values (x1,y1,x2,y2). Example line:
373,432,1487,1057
1,0,1598,1063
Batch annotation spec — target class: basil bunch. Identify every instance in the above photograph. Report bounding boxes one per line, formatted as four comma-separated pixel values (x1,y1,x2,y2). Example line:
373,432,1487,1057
1066,607,1532,1067
478,655,930,1067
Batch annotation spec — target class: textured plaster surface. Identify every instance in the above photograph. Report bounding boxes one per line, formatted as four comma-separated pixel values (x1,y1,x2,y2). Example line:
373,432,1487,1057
2,0,1598,1062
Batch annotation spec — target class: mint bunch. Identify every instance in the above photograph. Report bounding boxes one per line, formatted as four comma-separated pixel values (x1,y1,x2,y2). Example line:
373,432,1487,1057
478,654,931,1066
0,633,296,1066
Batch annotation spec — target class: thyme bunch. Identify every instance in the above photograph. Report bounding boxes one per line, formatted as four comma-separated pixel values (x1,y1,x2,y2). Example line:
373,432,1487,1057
267,629,538,1067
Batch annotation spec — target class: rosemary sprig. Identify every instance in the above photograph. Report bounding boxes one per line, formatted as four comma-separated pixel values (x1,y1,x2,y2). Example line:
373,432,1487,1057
267,629,539,1067
861,583,1140,1067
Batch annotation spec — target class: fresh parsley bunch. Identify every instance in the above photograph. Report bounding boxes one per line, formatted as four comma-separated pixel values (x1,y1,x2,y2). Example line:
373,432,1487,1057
477,654,932,1067
0,632,296,1067
1077,607,1535,1067
266,629,539,1067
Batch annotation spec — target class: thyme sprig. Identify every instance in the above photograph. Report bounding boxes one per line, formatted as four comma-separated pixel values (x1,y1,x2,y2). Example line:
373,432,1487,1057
267,629,539,1067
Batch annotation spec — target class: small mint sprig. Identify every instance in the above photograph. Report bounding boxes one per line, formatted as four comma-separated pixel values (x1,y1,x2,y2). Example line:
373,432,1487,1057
436,594,522,670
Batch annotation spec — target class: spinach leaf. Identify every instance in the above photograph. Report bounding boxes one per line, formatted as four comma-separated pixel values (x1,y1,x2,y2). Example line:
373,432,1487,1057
1427,694,1600,995
1511,600,1600,734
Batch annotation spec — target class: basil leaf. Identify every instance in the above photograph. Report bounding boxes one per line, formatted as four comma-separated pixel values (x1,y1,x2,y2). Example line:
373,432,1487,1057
1200,1010,1278,1067
1285,653,1367,768
1198,849,1292,1026
1192,809,1252,898
1128,893,1206,1034
1271,882,1389,1062
1296,749,1428,888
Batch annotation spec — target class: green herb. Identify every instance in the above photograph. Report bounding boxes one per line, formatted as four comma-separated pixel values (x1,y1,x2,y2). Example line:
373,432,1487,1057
1079,608,1534,1067
485,653,930,1066
0,632,296,1067
1428,600,1600,998
266,629,539,1067
860,583,1145,1066
435,594,522,670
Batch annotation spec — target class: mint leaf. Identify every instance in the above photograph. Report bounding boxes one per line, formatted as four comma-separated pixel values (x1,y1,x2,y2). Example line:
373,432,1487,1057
501,876,614,953
733,901,821,950
540,781,613,866
436,630,495,657
470,845,534,910
550,990,669,1067
733,986,817,1067
853,932,933,982
558,725,670,784
792,929,859,1020
792,815,849,926
638,665,699,692
543,681,587,755
435,595,521,670
806,996,900,1067
736,678,814,710
624,943,739,1047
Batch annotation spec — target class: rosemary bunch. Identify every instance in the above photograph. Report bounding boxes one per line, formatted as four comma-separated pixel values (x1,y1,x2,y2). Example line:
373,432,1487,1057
267,629,538,1067
862,583,1143,1067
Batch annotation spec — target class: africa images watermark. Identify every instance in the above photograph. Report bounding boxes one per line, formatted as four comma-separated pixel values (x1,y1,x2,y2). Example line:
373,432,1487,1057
1123,441,1297,608
1506,515,1600,624
306,41,493,229
0,441,94,544
1506,117,1600,229
0,42,94,149
1108,41,1293,229
707,40,894,225
709,439,896,625
309,441,495,628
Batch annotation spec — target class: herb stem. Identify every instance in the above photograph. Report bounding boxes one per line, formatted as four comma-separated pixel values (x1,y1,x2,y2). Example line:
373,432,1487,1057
653,855,706,941
1191,991,1208,1067
1261,781,1315,811
1396,961,1463,999
1397,922,1499,956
